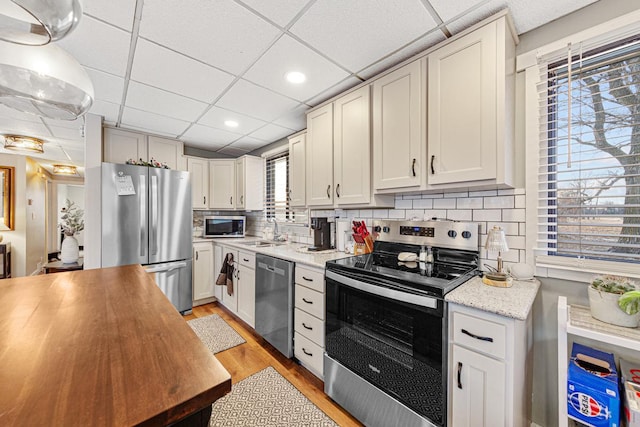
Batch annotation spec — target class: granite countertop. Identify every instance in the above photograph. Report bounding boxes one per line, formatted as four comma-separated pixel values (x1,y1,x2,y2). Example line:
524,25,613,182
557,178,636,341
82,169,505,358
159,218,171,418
445,275,541,320
193,236,352,269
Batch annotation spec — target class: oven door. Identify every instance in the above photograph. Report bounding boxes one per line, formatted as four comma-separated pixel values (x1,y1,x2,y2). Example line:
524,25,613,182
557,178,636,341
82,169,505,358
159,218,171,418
325,269,447,426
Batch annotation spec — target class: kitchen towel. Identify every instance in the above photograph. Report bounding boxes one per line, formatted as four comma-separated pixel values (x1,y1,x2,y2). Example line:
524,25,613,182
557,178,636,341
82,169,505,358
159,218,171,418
216,252,235,296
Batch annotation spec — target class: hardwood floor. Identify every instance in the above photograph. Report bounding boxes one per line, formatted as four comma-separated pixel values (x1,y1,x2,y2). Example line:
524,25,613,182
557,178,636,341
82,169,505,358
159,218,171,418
184,302,363,427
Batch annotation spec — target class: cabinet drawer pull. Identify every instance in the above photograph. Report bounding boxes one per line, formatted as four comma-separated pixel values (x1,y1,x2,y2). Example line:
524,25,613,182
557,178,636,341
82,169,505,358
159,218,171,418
326,184,331,198
457,362,463,389
461,328,494,342
412,158,416,177
243,258,249,262
430,155,435,174
302,276,313,282
302,322,313,330
302,348,313,357
336,183,340,197
302,298,313,304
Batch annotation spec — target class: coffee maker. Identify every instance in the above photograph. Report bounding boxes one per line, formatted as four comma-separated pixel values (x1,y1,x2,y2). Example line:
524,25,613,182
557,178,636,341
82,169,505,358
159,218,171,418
309,217,333,251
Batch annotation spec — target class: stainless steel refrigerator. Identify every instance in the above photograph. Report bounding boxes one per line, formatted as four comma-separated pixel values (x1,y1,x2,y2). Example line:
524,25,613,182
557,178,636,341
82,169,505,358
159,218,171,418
101,163,193,314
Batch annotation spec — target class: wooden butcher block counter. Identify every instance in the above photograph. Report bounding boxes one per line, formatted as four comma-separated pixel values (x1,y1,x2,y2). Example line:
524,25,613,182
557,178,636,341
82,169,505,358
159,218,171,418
0,264,231,426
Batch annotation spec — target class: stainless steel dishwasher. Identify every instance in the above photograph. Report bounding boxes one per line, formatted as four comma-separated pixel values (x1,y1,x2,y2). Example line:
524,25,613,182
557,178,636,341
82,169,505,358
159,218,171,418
255,254,294,358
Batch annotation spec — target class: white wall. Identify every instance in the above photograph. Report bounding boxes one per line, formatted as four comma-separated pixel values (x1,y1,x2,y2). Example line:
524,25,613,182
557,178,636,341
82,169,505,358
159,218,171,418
24,157,46,275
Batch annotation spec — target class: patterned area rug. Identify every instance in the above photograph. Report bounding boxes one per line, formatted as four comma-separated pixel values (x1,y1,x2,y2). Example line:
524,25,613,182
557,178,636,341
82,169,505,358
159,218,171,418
188,314,246,354
210,367,338,427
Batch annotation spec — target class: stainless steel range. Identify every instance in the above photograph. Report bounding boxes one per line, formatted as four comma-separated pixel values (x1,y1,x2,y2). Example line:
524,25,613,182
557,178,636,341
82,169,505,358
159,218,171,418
324,219,480,427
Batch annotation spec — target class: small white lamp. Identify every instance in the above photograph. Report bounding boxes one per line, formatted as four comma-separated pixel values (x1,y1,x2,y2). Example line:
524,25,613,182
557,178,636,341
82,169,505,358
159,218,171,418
483,226,511,287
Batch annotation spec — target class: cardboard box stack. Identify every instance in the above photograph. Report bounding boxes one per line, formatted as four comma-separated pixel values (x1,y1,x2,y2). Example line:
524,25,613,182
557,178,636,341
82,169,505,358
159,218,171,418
620,358,640,427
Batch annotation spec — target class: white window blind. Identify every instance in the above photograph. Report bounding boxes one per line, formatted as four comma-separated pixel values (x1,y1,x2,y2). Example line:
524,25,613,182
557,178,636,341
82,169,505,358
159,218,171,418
536,35,640,264
264,152,290,221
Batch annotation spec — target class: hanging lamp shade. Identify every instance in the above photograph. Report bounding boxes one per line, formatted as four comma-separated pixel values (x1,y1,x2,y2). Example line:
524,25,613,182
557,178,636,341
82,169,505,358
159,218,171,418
0,39,94,120
0,0,82,45
3,135,44,153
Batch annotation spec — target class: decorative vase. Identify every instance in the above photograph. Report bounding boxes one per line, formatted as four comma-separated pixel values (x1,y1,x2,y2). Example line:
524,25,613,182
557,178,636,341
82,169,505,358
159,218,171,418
61,235,79,264
588,286,640,328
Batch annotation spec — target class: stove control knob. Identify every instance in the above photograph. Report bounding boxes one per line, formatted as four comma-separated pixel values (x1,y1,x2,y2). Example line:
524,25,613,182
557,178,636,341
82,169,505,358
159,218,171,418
383,226,390,233
461,231,472,239
447,230,457,238
373,226,381,233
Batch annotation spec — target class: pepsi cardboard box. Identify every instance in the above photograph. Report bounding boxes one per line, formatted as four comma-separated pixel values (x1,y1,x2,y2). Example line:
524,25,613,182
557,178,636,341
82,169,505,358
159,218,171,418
620,358,640,427
567,343,620,427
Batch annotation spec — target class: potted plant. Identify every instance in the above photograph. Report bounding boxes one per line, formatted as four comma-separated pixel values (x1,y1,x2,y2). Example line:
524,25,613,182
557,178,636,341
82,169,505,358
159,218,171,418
59,199,84,264
588,274,640,328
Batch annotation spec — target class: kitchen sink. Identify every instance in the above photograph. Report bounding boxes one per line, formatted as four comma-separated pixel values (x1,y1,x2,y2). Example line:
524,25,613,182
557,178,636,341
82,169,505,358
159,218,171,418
241,240,287,248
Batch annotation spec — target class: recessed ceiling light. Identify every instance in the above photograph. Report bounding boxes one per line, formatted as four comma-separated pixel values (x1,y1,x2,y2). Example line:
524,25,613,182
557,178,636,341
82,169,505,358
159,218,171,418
53,164,78,175
285,71,306,84
224,120,239,128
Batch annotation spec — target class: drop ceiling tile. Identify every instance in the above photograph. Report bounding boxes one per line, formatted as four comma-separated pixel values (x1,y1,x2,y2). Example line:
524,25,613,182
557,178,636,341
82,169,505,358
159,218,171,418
43,117,84,130
47,126,84,141
83,0,136,31
131,39,235,103
427,0,487,22
304,76,363,107
244,35,350,102
199,106,267,134
121,107,190,137
505,0,599,34
139,0,281,75
125,81,208,122
238,0,309,27
0,105,44,123
230,136,267,151
57,16,131,76
272,104,308,130
181,124,241,147
0,117,50,139
216,79,300,122
249,124,294,143
357,30,447,79
89,100,120,124
85,68,125,104
290,0,437,72
218,146,250,157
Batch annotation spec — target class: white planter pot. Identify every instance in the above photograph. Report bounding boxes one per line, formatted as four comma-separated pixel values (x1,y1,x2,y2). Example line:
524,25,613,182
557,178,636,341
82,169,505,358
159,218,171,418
588,286,640,328
60,235,79,264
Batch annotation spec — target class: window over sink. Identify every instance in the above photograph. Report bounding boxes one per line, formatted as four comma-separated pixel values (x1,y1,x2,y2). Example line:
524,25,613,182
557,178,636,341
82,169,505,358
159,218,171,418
264,150,307,224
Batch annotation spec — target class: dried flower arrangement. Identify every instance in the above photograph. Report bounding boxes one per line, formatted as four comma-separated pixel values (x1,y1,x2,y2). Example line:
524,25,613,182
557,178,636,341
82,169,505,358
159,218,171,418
125,158,170,169
59,199,84,236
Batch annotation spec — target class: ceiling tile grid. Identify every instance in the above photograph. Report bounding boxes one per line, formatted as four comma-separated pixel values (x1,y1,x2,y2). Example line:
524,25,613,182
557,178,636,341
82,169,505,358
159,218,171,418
125,81,209,123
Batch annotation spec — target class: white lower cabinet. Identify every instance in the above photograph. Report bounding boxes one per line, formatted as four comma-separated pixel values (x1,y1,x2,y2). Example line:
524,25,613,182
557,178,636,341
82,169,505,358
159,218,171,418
218,245,238,313
236,250,256,328
293,264,325,378
212,242,224,302
192,242,214,304
448,303,530,427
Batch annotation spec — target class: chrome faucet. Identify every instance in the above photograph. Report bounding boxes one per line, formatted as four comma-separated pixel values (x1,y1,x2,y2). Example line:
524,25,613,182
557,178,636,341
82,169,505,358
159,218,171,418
270,217,280,240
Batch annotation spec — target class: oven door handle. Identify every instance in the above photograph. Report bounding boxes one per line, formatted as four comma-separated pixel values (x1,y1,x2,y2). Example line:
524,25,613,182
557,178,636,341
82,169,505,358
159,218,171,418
325,270,438,309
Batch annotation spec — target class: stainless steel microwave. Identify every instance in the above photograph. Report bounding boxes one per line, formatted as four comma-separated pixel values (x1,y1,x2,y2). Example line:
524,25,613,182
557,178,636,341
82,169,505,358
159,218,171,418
203,216,246,238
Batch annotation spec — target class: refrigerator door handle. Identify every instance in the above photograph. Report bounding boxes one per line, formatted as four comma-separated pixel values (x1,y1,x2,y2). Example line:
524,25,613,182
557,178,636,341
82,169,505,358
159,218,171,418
151,175,158,255
139,174,147,257
144,261,188,273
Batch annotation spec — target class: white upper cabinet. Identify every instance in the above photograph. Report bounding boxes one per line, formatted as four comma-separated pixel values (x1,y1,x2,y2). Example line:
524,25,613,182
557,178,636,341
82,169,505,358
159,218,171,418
428,16,516,188
236,155,264,211
333,86,371,205
306,103,334,206
288,132,306,207
187,157,209,209
372,59,426,192
103,128,185,171
209,159,236,209
103,128,147,165
147,136,186,171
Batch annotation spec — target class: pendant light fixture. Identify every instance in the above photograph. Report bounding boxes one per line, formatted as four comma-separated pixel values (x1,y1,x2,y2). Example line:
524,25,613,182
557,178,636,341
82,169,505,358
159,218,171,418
3,134,45,153
0,0,82,46
53,164,77,175
0,39,94,120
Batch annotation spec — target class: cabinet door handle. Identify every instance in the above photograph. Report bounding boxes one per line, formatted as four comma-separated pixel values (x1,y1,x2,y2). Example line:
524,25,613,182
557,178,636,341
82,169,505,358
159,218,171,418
326,184,331,198
237,269,240,280
412,158,416,177
195,251,198,261
240,195,244,204
461,328,494,342
302,348,313,356
302,298,313,304
457,362,463,389
336,183,340,198
302,276,313,282
230,196,233,205
430,155,435,174
203,196,206,204
302,322,313,330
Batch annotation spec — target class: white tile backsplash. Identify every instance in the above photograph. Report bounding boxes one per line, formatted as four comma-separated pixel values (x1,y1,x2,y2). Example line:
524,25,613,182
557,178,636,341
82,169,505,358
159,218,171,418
483,196,514,209
412,198,433,209
473,209,502,222
433,198,456,209
456,197,483,209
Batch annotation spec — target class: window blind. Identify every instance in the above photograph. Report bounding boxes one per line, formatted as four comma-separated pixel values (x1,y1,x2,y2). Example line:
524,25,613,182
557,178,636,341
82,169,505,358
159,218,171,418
536,35,640,263
264,151,290,221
